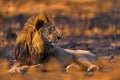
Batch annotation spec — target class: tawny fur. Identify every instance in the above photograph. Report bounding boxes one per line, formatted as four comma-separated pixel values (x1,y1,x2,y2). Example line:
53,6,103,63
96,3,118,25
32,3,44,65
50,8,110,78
8,13,99,73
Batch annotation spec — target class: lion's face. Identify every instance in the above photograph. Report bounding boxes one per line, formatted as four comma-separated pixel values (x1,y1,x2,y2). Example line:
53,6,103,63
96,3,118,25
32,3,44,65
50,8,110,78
46,23,61,44
35,14,61,45
41,22,61,45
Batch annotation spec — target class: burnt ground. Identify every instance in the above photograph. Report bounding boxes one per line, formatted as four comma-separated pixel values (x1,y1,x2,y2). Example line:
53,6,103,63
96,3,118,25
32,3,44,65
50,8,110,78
60,35,120,57
0,5,120,80
1,35,120,62
0,35,120,60
0,13,120,80
0,34,120,80
0,15,120,80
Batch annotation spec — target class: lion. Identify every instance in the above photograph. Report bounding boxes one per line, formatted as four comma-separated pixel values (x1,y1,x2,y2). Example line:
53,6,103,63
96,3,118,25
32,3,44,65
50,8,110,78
8,13,99,74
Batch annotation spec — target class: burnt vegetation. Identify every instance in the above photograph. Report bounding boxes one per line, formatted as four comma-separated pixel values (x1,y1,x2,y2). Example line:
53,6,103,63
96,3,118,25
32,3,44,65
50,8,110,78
0,0,120,80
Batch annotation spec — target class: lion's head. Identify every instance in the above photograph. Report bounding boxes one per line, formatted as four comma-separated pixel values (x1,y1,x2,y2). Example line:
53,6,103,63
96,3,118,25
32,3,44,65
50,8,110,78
15,13,61,65
17,13,61,45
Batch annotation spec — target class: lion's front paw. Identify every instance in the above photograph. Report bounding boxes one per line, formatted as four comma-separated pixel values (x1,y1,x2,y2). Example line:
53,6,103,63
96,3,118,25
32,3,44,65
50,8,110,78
8,65,28,74
8,68,20,74
87,65,99,72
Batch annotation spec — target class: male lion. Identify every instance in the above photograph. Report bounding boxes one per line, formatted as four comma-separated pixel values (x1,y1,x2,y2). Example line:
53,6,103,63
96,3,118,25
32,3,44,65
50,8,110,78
8,13,99,73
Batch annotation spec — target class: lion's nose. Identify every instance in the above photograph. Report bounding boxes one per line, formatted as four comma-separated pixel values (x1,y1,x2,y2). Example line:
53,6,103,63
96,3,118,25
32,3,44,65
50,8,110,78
57,36,61,40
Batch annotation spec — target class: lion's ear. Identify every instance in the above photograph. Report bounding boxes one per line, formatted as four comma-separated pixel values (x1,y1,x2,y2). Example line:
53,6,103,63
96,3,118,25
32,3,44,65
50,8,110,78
36,20,44,30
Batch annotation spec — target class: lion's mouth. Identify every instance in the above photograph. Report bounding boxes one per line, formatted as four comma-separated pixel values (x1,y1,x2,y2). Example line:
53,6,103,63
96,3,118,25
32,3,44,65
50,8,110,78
51,43,58,46
49,40,60,46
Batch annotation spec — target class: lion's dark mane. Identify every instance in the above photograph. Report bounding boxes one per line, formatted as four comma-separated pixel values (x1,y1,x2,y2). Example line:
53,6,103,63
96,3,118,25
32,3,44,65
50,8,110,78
14,13,55,66
15,42,54,66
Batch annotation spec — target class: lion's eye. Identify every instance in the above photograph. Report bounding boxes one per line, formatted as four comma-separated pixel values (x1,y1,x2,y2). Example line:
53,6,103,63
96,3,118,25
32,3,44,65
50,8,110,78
51,27,55,31
46,23,50,27
50,27,55,31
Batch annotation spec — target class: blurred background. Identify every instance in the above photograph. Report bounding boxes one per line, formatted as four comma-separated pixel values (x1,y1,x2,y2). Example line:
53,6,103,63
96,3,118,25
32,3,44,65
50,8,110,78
0,0,120,80
0,0,120,55
0,0,120,37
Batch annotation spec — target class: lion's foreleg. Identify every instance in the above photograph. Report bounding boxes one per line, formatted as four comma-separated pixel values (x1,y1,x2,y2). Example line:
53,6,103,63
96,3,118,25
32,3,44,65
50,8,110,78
8,62,29,74
8,63,44,74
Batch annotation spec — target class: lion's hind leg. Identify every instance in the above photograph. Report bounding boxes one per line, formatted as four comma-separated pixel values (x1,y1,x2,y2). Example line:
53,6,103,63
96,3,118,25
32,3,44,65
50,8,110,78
66,63,80,72
66,59,99,73
78,58,99,72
